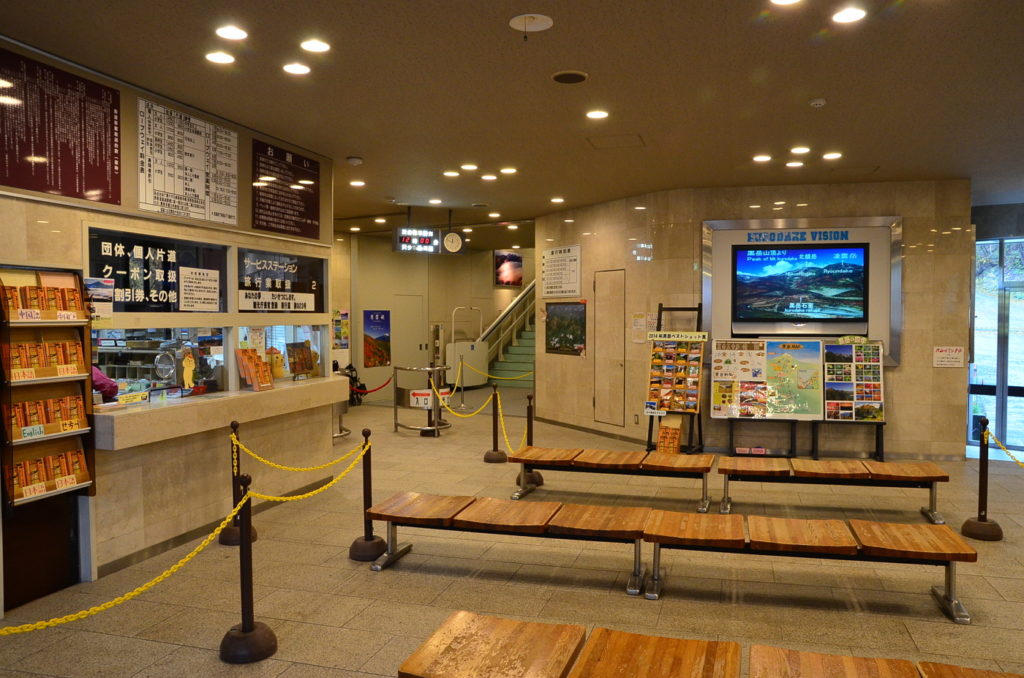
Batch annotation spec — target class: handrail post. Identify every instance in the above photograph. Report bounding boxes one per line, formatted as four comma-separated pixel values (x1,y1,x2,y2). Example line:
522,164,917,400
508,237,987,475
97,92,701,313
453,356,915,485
220,421,257,545
962,417,1003,541
483,384,507,463
219,474,277,664
350,428,386,560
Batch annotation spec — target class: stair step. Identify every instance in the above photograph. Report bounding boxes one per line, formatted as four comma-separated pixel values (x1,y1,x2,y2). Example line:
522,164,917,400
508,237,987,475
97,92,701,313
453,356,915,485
493,361,533,371
490,378,534,389
516,338,535,347
505,345,535,355
518,331,535,339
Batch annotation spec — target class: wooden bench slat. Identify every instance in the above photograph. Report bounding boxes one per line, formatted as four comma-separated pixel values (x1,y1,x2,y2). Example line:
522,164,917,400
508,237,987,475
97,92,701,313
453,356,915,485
573,449,648,469
918,661,1024,678
508,446,583,466
548,504,651,540
452,496,562,534
718,457,792,476
399,610,586,678
567,627,740,678
849,520,978,562
750,644,919,678
643,510,746,548
790,459,871,479
862,460,950,482
641,452,715,473
747,516,859,555
366,492,477,526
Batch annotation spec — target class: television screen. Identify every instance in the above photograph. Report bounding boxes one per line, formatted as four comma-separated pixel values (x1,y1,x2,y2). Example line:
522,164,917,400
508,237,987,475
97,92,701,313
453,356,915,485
494,249,524,287
732,244,868,322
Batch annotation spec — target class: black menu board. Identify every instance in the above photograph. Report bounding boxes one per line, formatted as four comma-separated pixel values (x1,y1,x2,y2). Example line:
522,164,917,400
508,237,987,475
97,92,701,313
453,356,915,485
251,139,320,239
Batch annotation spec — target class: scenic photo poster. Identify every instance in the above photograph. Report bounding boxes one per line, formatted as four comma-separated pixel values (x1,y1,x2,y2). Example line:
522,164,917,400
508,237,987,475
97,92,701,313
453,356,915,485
363,310,391,368
545,302,586,356
494,249,524,287
824,341,884,421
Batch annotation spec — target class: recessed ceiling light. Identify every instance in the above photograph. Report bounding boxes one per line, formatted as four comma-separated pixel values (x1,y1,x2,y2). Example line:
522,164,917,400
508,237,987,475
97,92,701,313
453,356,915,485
429,198,442,204
586,110,609,119
374,217,386,223
283,63,311,75
488,212,500,218
350,226,361,232
336,238,345,241
770,0,801,4
564,219,574,223
215,25,247,40
462,228,473,233
790,146,810,154
633,206,646,210
258,175,276,182
460,164,478,171
35,220,49,224
500,167,517,174
833,6,867,23
546,238,555,242
774,201,786,205
443,170,460,177
481,174,497,181
349,180,365,187
0,95,21,106
50,229,61,233
512,245,521,249
753,154,772,162
252,181,268,187
290,184,303,189
508,224,519,230
24,155,47,163
582,232,592,236
298,179,314,185
300,39,330,52
822,152,842,160
796,203,809,207
749,204,761,208
952,227,963,231
205,51,235,64
551,197,565,203
773,207,783,211
0,78,12,88
785,161,803,168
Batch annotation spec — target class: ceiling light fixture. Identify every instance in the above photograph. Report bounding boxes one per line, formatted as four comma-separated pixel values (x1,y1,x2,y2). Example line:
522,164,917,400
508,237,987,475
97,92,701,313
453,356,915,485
791,146,810,154
350,226,361,232
443,170,460,177
773,207,784,211
822,151,843,160
300,39,330,52
508,224,519,230
749,204,761,208
0,95,21,106
289,184,303,189
298,179,314,185
205,51,235,64
215,25,247,40
512,245,521,249
785,161,804,167
796,203,809,207
460,164,478,171
488,212,500,218
546,238,555,242
24,155,47,163
252,181,268,187
509,13,554,33
774,201,786,205
0,78,13,88
283,63,311,75
481,174,497,181
336,238,345,241
500,167,517,174
634,206,646,210
464,238,471,243
374,217,386,223
429,198,442,204
586,110,609,119
833,6,867,23
753,154,772,162
551,197,565,203
258,175,276,182
564,219,574,223
349,180,365,187
462,228,473,233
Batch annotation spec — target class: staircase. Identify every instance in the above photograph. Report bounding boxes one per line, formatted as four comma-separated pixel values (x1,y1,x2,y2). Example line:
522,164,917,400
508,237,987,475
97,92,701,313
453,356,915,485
489,328,534,388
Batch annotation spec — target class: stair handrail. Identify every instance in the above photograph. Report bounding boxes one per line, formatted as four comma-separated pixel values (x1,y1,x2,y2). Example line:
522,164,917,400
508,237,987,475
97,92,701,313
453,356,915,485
479,280,536,343
480,280,535,364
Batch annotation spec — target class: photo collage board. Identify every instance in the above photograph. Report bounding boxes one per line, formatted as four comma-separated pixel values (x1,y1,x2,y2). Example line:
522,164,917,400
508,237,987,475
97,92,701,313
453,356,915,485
710,339,825,421
823,341,884,421
646,331,708,414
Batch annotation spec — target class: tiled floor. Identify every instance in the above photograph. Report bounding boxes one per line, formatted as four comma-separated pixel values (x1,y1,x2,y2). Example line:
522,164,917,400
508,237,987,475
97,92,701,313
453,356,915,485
3,402,1024,677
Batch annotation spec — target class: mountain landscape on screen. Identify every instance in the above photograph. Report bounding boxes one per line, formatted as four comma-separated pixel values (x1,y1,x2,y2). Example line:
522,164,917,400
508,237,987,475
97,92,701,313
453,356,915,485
734,258,866,321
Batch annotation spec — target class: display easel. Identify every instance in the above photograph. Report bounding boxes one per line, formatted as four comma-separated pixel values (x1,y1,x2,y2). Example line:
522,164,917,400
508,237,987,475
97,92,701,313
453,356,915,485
644,303,703,454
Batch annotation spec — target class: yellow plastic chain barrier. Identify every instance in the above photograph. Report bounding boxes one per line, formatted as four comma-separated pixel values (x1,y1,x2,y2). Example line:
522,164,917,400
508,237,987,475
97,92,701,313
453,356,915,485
428,378,493,418
249,443,368,502
232,433,366,472
0,493,250,636
496,391,528,454
462,361,534,381
984,430,1024,470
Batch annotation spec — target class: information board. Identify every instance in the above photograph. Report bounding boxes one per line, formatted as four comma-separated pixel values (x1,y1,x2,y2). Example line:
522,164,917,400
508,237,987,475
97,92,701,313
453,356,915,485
541,245,581,297
137,98,237,224
252,139,320,239
237,248,324,312
710,339,824,420
824,341,884,421
0,46,120,204
645,331,708,414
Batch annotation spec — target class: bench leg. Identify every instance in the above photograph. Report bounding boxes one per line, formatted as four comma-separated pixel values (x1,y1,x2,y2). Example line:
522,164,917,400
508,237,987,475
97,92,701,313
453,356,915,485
920,484,945,524
511,463,537,500
696,473,710,513
644,544,663,600
370,522,412,571
931,562,971,624
626,539,647,596
719,475,732,514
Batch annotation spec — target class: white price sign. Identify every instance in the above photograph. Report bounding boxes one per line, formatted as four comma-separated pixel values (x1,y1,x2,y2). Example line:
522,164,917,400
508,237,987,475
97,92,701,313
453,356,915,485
21,483,47,499
56,364,79,376
20,424,45,440
54,475,79,490
17,309,41,321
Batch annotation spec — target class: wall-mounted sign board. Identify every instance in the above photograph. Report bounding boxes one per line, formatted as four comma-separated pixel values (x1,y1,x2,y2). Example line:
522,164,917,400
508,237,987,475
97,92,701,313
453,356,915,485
252,139,320,239
237,248,324,313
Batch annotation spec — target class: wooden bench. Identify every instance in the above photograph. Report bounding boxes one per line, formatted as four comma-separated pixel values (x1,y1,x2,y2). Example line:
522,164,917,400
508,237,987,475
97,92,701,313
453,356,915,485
367,491,652,595
509,446,714,513
750,645,1023,678
643,511,977,624
718,457,950,524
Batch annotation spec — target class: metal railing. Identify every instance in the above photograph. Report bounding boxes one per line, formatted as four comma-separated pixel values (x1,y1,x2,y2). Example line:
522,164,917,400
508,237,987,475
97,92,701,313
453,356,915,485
480,280,535,364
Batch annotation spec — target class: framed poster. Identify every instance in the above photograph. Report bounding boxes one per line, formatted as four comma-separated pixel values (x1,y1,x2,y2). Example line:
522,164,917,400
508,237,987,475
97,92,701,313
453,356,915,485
237,248,324,313
545,302,586,356
333,310,350,350
363,310,391,367
824,341,884,421
252,139,320,239
494,249,524,287
646,331,708,414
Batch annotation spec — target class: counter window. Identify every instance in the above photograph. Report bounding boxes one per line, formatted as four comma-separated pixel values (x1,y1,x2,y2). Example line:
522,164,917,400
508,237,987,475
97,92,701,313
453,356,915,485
92,328,225,397
238,325,322,382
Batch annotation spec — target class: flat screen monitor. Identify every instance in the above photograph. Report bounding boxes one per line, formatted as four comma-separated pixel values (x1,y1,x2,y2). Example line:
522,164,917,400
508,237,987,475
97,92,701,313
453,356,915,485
731,243,869,323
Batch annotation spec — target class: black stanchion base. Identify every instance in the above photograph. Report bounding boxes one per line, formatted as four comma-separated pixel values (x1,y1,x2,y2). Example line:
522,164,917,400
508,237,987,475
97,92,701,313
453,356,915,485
219,621,277,664
219,525,258,546
483,449,507,463
420,429,441,437
528,471,544,486
349,535,387,561
962,517,1004,541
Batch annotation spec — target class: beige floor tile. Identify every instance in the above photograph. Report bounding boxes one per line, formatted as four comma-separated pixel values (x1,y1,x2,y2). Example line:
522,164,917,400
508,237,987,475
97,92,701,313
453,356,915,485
906,619,1024,663
257,589,373,626
12,630,177,678
269,621,391,671
358,635,429,675
342,599,456,638
130,645,292,677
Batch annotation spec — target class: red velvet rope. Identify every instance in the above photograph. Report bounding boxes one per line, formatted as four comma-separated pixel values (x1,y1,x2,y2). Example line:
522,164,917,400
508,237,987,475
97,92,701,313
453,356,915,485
350,376,394,394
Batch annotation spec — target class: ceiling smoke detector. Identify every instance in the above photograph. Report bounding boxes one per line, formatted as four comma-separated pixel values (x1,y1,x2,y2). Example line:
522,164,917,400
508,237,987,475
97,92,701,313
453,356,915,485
808,98,827,109
509,13,554,33
346,156,364,166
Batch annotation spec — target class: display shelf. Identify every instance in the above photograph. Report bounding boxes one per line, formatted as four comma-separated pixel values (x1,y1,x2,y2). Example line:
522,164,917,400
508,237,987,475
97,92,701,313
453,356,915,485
12,427,91,446
10,373,90,386
10,319,89,328
13,480,93,507
95,348,162,354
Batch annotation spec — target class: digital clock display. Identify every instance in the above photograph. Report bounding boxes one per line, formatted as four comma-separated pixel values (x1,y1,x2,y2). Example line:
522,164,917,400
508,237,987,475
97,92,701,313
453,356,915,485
393,227,440,253
399,236,435,245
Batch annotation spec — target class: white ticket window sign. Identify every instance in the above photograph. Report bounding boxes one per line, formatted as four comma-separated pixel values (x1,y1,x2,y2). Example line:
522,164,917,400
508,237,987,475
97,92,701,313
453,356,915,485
178,267,220,311
542,245,581,297
238,291,316,312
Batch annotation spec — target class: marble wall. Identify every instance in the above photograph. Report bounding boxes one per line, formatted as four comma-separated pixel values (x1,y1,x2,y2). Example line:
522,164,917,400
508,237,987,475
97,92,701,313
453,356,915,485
535,180,972,459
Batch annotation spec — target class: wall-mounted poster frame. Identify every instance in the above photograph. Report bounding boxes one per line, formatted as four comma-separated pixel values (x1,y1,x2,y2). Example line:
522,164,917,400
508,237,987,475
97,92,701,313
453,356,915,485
251,139,320,239
545,301,586,356
494,249,524,287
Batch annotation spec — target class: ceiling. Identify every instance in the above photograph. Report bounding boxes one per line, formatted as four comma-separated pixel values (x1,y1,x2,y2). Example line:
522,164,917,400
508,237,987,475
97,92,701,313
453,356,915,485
2,0,1023,230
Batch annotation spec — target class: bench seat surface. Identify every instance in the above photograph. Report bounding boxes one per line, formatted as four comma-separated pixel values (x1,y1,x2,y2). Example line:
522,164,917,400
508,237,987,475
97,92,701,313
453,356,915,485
849,520,978,562
862,460,949,482
747,516,859,555
399,610,586,678
641,452,715,473
366,492,477,527
918,661,1024,678
790,459,871,479
573,449,647,469
508,446,582,466
567,627,740,678
643,510,746,548
750,644,919,678
718,457,792,476
548,504,651,540
451,496,562,534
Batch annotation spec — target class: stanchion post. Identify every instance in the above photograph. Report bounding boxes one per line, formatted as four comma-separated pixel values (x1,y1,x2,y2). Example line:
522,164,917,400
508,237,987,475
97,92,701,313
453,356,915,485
219,474,277,663
525,393,543,486
350,428,386,560
962,417,1003,541
454,356,469,412
220,421,257,546
483,383,507,463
